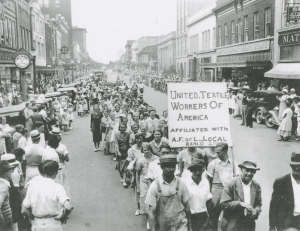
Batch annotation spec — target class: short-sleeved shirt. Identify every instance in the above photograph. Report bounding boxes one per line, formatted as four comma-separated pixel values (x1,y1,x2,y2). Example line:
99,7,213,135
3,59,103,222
177,148,204,170
207,158,240,187
42,146,60,163
145,176,190,208
184,177,212,214
23,177,69,217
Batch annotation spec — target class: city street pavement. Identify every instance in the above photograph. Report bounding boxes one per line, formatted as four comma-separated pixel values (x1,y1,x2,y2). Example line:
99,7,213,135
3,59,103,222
61,75,298,231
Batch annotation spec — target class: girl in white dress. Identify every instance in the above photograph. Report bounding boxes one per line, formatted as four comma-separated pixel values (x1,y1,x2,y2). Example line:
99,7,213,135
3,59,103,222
278,99,293,141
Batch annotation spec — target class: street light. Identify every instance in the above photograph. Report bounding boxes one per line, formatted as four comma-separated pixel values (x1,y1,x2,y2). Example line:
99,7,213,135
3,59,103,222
193,52,197,81
30,50,37,93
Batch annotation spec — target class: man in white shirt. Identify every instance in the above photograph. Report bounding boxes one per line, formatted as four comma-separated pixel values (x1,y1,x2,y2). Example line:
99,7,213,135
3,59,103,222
220,159,262,231
26,122,46,147
24,130,45,184
22,160,73,230
184,159,212,231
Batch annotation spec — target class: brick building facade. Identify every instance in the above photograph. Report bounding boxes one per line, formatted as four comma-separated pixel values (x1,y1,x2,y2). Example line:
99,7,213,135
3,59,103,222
214,0,275,88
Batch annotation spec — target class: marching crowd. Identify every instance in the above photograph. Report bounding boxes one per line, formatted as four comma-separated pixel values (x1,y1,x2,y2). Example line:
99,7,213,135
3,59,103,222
0,72,299,231
85,74,299,231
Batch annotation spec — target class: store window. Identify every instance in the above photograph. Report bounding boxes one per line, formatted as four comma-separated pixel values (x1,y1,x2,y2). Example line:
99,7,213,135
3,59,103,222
218,26,222,47
224,23,228,45
280,46,300,61
244,16,249,42
3,17,8,46
231,20,235,44
12,21,16,48
254,12,259,40
237,19,242,43
265,8,271,37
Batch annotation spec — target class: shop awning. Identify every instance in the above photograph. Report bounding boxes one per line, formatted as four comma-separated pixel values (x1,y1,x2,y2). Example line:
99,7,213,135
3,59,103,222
265,63,300,79
35,66,64,71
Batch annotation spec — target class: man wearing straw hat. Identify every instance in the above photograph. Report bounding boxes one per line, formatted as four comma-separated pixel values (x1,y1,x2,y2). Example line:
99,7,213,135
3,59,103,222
269,152,300,231
0,160,15,231
146,154,192,231
206,142,240,231
220,159,262,231
24,130,45,184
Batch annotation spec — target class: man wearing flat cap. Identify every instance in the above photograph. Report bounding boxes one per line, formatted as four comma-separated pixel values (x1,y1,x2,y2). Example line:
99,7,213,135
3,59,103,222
220,159,262,231
269,152,300,231
146,154,192,231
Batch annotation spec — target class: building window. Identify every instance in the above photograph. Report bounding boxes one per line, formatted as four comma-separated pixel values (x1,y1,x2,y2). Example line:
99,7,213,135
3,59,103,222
231,20,235,44
202,31,204,50
254,11,259,40
237,19,242,43
207,29,210,49
55,0,60,8
213,27,216,48
218,26,221,47
43,0,49,7
244,16,249,42
0,15,4,46
224,24,228,45
265,8,271,37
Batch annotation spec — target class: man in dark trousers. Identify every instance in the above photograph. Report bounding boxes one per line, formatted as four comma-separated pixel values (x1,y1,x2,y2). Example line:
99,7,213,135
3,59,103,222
269,152,300,231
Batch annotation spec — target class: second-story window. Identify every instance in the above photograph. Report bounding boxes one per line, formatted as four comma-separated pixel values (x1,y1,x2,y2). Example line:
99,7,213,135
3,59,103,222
254,11,259,40
218,26,221,47
265,8,271,37
55,0,60,8
213,27,216,48
244,16,249,42
231,20,235,44
224,24,228,45
237,19,242,43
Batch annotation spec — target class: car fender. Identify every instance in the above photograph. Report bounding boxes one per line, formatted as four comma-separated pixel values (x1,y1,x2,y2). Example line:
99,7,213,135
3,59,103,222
255,107,267,117
267,110,280,125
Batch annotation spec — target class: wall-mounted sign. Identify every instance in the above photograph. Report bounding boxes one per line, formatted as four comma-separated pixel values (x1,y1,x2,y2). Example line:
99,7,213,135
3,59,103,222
61,46,69,54
279,31,300,45
286,3,300,23
216,40,270,56
12,48,32,69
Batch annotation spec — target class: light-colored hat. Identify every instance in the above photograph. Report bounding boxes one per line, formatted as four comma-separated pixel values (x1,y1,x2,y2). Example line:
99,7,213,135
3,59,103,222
50,127,62,135
238,159,260,170
158,154,179,165
1,154,19,166
282,89,289,93
30,130,40,140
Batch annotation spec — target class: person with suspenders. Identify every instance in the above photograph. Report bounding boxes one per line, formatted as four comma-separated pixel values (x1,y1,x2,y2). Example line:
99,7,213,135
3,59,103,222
146,154,192,231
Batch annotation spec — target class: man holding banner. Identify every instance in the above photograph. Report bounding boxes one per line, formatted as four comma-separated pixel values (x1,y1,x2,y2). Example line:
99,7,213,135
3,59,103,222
206,142,240,231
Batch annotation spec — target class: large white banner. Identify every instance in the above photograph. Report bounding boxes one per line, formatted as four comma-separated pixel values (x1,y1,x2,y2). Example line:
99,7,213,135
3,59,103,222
168,82,233,147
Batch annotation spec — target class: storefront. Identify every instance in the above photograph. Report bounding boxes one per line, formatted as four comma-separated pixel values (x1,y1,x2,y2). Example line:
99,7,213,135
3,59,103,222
0,47,21,93
265,28,300,93
36,66,65,92
216,39,273,89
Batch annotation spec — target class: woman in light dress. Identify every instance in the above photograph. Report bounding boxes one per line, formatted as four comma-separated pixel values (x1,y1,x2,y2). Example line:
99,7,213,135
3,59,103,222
278,98,293,141
234,90,243,118
278,89,289,120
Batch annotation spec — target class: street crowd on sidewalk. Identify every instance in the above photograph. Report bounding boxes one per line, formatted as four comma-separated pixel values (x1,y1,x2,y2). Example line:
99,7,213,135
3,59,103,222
0,71,299,231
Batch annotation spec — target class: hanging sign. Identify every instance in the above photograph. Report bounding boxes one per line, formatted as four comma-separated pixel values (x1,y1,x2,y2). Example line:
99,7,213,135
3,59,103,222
12,48,32,69
168,82,233,148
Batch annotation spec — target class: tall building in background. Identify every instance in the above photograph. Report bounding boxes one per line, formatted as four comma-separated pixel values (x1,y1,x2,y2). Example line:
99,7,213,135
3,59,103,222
176,0,188,80
72,26,87,51
38,0,73,59
157,32,176,74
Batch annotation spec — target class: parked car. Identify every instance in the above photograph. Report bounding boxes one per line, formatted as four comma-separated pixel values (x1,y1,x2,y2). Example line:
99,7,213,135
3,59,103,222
265,106,281,129
0,102,28,127
251,90,283,125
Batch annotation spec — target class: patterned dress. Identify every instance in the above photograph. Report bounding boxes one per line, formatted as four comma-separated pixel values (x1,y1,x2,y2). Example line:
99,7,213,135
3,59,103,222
136,155,158,214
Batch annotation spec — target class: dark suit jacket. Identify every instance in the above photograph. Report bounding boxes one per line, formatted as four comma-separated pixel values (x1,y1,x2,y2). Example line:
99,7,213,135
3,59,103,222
269,174,295,231
31,113,44,128
220,176,262,231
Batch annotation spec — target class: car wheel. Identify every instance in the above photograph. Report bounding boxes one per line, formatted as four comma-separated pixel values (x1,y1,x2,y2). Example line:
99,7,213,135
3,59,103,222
256,110,264,124
265,113,275,128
